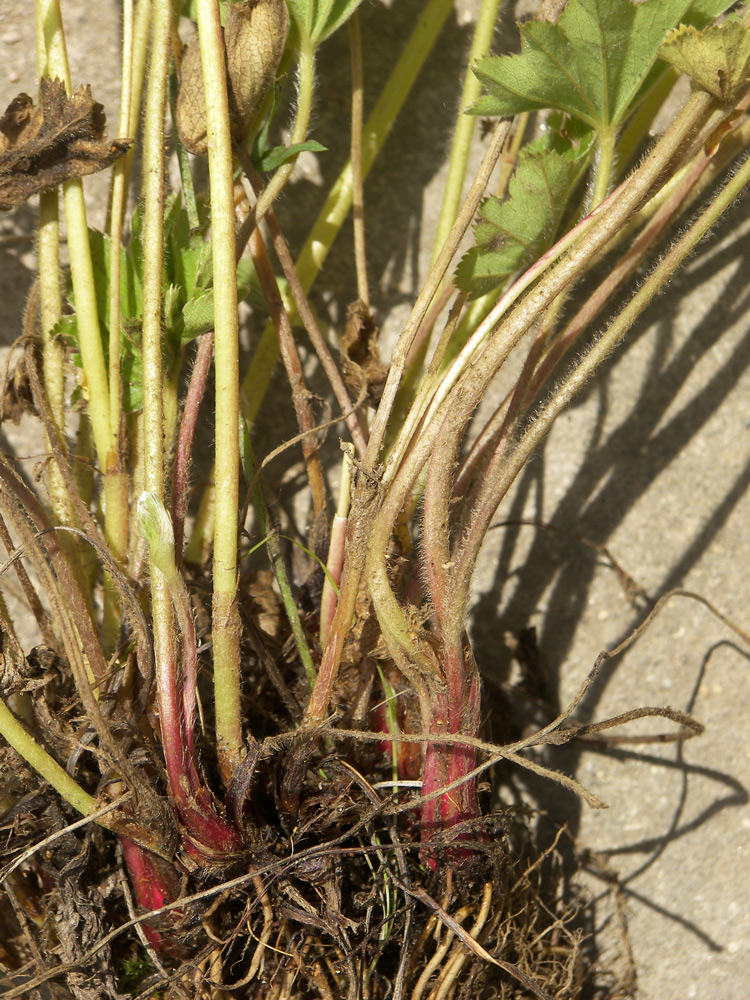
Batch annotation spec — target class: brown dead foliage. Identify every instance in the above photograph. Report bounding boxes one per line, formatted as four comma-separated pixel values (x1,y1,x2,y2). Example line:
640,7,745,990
0,78,131,211
340,300,389,407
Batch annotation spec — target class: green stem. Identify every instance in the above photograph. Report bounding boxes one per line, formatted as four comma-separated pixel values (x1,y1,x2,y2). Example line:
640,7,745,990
101,0,135,641
141,0,170,519
451,144,750,630
120,0,152,209
0,697,94,817
253,35,316,226
430,0,505,264
36,2,113,469
349,12,369,306
193,0,456,562
108,0,134,438
35,1,125,643
196,0,246,774
34,4,90,593
241,0,457,425
592,127,616,208
35,193,64,430
140,0,178,775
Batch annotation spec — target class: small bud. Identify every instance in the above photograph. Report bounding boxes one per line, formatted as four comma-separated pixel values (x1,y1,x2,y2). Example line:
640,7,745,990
137,492,177,582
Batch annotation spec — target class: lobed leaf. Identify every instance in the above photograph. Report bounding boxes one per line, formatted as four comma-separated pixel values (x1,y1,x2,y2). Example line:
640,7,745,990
286,0,365,45
180,257,263,343
455,122,594,298
659,15,750,102
471,0,703,132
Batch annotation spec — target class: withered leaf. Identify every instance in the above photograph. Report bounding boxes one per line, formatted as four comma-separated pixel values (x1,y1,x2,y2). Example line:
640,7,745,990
0,77,132,211
1,353,35,424
339,300,388,406
659,17,750,103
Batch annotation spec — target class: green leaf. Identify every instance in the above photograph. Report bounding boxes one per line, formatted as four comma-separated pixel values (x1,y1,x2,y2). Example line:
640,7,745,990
254,139,326,172
137,492,178,582
180,257,263,343
121,324,144,412
311,0,364,43
286,0,364,45
455,123,595,298
659,15,750,102
252,81,283,163
181,288,216,342
687,0,738,29
61,230,142,344
164,285,183,335
164,194,197,291
472,0,698,132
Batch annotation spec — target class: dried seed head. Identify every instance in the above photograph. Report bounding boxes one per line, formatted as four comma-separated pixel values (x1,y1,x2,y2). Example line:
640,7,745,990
175,0,288,157
175,35,209,155
226,0,288,144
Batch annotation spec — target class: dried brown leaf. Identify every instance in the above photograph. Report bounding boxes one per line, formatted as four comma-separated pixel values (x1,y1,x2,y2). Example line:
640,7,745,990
340,300,388,406
2,354,35,424
0,78,132,211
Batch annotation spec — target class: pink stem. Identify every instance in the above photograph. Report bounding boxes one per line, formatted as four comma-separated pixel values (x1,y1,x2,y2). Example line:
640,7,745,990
319,511,347,647
419,648,482,868
171,332,214,562
120,836,182,953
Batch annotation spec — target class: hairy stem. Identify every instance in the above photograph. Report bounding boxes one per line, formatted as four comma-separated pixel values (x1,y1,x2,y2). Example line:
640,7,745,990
430,0,505,264
172,333,214,561
248,227,328,519
0,697,95,817
447,125,750,645
370,90,720,694
369,121,511,476
349,13,369,306
195,0,245,775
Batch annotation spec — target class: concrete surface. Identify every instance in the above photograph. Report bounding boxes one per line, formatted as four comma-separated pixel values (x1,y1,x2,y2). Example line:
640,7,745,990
0,0,748,997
